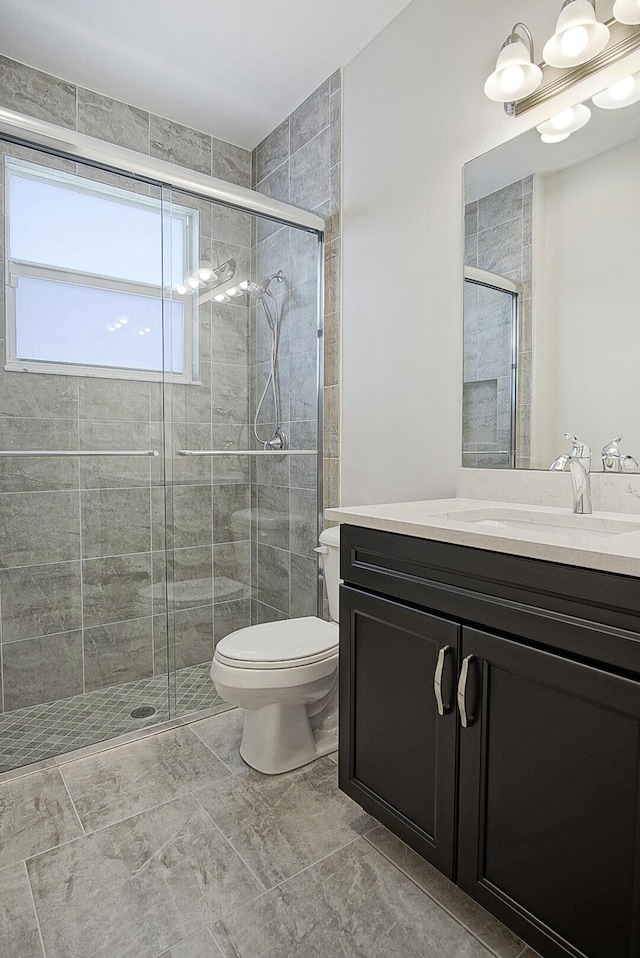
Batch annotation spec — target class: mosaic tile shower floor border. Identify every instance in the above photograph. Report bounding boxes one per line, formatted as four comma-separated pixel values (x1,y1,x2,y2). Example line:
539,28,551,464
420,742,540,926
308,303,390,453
0,662,228,774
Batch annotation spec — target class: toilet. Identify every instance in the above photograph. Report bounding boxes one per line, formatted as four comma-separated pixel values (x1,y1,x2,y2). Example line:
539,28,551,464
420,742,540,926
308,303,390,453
211,526,341,774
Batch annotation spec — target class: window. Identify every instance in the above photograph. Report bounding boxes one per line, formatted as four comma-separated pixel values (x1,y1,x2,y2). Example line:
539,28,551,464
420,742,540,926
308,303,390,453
4,158,198,382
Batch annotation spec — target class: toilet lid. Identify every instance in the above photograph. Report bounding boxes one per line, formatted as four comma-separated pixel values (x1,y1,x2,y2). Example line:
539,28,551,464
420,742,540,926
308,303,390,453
215,617,338,669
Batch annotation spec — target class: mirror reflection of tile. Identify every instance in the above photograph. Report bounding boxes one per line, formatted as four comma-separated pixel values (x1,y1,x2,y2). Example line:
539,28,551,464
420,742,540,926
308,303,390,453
463,177,532,469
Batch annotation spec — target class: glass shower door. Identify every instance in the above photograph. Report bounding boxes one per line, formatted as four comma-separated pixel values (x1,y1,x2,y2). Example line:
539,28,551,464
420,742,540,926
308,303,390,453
161,186,323,719
0,143,173,773
463,274,519,469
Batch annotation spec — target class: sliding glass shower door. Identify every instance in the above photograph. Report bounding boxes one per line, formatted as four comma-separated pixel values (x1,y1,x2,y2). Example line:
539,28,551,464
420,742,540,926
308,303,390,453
161,188,323,718
0,136,324,774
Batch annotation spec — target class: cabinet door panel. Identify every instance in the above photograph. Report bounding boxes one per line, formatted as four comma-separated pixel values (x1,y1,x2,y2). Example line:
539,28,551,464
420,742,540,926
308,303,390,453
339,586,459,877
458,627,640,958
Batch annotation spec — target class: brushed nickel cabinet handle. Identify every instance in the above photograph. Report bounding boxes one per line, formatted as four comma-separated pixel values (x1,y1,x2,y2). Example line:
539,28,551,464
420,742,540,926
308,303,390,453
457,654,475,728
434,645,451,716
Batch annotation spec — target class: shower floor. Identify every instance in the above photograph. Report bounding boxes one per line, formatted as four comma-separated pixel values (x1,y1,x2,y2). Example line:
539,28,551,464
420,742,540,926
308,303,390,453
0,662,229,775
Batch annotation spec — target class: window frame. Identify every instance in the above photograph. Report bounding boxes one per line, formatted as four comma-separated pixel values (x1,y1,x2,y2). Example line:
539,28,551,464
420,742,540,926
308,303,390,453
4,157,200,384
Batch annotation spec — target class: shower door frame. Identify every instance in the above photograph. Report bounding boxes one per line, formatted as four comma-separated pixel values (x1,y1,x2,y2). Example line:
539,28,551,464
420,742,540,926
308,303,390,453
463,265,520,470
0,107,326,782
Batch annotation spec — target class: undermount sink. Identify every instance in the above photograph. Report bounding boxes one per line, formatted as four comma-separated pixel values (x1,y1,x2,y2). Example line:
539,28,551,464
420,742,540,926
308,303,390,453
423,507,640,542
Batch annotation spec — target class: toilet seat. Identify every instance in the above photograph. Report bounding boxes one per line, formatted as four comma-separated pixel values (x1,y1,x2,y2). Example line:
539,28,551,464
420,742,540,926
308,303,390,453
215,616,338,670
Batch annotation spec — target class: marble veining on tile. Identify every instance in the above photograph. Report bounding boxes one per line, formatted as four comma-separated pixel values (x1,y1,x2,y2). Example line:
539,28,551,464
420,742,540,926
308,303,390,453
194,755,375,889
27,795,262,958
0,767,83,869
61,725,231,831
0,862,45,958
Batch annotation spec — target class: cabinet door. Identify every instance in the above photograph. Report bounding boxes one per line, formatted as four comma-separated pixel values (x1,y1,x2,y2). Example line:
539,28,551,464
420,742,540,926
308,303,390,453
339,585,459,877
458,626,640,958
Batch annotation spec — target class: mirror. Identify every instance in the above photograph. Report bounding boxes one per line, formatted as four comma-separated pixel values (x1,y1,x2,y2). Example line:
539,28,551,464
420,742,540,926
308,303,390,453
463,84,640,472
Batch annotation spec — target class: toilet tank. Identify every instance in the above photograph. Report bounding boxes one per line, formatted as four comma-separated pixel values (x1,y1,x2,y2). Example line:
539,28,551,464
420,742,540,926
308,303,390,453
318,526,341,622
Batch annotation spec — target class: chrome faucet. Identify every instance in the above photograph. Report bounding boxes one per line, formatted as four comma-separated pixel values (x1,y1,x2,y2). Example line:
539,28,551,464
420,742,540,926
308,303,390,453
602,437,639,473
602,437,622,472
568,458,592,514
549,433,591,473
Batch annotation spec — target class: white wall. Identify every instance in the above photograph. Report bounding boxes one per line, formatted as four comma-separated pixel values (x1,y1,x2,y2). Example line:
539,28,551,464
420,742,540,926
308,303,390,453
339,0,618,506
539,137,640,465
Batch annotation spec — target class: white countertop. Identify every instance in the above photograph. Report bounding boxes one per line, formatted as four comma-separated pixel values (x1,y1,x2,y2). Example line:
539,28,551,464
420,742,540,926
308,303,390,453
325,498,640,576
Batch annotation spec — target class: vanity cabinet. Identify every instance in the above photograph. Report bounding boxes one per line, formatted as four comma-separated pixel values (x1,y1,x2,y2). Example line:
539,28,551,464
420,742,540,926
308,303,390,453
338,524,640,958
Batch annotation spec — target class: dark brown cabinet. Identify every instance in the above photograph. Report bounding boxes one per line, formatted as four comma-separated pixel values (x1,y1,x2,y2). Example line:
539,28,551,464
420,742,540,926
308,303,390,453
338,524,640,958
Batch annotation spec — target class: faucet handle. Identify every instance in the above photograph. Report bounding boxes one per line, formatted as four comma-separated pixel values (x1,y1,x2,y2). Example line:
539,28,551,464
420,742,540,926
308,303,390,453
563,433,591,472
602,436,622,456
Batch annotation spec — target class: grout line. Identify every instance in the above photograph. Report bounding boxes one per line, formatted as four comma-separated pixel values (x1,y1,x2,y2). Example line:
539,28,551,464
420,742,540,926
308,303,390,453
23,860,48,958
57,766,86,836
192,791,269,892
362,831,520,958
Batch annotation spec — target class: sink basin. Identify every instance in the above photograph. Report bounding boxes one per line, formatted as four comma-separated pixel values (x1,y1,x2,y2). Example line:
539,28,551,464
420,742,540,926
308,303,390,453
423,507,640,543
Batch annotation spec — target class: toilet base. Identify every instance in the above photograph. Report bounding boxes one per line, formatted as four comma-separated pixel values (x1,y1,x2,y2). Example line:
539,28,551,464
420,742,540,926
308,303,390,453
239,696,338,775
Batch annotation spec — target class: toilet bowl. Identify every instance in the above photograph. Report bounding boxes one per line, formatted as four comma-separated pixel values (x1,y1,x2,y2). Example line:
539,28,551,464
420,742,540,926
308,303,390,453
211,526,341,774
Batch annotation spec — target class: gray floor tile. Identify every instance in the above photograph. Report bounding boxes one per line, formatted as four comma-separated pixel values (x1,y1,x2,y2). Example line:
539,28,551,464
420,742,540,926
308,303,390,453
156,927,223,957
61,725,231,831
0,768,83,869
211,838,496,958
0,863,45,958
189,708,249,775
194,756,374,889
27,795,262,958
364,825,526,958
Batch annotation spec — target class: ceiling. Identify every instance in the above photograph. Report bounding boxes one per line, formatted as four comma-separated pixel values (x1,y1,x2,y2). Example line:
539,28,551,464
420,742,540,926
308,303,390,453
0,0,413,149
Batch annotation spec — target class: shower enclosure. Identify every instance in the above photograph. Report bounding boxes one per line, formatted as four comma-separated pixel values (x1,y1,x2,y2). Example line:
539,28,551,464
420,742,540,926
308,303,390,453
0,118,324,775
462,266,519,469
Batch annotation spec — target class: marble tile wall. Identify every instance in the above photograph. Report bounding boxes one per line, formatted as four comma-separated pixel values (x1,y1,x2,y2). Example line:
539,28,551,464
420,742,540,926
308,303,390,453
250,71,341,622
0,56,253,713
464,177,533,469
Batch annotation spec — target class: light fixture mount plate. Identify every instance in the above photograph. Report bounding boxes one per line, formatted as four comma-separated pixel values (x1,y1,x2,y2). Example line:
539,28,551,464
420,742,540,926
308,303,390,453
505,16,640,115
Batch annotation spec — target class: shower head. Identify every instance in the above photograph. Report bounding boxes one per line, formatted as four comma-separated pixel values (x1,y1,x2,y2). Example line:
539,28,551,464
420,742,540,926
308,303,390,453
241,270,284,300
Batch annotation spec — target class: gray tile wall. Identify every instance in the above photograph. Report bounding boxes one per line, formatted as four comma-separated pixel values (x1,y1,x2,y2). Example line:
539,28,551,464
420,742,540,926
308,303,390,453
464,177,533,469
250,72,341,623
0,56,253,712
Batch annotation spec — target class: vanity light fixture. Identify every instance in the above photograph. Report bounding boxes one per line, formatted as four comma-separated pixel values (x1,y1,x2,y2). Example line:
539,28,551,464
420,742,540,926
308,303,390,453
485,5,640,116
543,0,610,67
484,23,543,102
537,103,592,140
613,0,640,24
592,71,640,106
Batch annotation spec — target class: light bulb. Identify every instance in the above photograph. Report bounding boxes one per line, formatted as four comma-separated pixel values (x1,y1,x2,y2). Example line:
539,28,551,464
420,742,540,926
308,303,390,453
137,330,145,336
175,284,188,295
541,131,571,143
239,280,250,291
113,322,122,329
226,287,242,297
610,76,635,100
214,293,230,303
560,25,589,57
107,325,116,332
551,108,575,130
500,65,525,94
186,277,200,289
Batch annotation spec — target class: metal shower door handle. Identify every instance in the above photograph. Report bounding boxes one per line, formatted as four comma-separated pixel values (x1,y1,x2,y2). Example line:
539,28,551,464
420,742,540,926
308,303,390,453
433,645,452,716
457,655,475,728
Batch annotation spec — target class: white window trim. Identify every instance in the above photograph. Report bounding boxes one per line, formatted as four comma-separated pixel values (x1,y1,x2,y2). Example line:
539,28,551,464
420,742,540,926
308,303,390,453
4,157,200,384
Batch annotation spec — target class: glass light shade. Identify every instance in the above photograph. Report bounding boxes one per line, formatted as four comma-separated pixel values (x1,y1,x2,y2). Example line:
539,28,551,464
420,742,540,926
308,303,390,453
214,293,230,303
537,103,592,137
543,0,610,67
613,0,640,23
484,37,543,102
592,73,640,108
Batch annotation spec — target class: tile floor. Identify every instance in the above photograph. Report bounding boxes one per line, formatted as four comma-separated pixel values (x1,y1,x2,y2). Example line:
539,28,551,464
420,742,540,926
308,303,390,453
0,662,227,773
0,708,541,958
